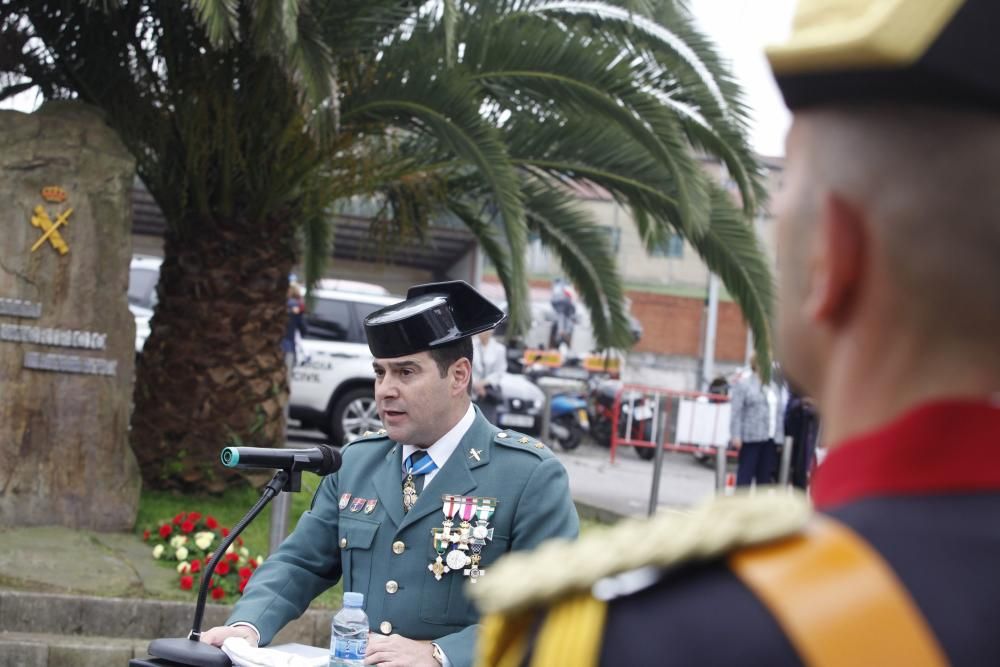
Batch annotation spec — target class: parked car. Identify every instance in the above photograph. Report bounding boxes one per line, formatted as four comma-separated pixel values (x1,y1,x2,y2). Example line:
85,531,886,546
128,260,545,444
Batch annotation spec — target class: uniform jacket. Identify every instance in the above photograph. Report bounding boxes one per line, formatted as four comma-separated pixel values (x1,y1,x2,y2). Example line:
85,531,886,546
596,400,1000,665
228,407,579,667
729,373,785,443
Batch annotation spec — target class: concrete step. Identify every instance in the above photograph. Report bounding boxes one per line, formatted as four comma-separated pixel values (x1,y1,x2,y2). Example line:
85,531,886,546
0,630,150,667
0,589,331,649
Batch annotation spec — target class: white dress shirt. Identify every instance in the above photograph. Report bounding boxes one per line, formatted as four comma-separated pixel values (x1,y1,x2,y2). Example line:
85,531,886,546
401,402,476,486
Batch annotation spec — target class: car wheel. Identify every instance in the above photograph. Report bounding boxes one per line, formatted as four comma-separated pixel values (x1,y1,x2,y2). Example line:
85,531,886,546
331,387,382,445
555,414,584,451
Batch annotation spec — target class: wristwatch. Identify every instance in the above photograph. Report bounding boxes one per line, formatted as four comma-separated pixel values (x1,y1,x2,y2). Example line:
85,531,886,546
431,642,445,665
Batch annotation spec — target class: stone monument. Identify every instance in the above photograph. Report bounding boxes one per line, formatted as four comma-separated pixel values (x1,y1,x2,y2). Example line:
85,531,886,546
0,102,140,531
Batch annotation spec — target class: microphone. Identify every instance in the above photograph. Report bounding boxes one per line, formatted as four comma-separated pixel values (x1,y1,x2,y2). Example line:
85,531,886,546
221,445,342,475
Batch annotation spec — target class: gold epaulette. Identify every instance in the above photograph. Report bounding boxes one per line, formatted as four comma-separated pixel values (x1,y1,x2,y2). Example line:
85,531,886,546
469,490,812,616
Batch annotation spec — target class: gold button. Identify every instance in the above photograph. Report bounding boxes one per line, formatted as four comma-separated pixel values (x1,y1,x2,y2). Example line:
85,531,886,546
339,537,348,548
385,580,399,594
535,443,545,449
380,621,392,635
519,436,530,444
392,541,405,555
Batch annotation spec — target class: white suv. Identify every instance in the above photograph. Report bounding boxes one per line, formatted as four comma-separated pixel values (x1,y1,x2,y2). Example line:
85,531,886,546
290,284,399,443
128,257,398,444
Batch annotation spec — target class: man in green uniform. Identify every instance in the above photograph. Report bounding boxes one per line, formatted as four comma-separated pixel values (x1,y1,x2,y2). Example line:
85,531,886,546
202,280,579,666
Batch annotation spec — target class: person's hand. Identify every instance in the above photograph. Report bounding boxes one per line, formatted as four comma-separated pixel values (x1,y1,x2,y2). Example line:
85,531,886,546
364,633,438,666
732,438,742,451
199,624,258,648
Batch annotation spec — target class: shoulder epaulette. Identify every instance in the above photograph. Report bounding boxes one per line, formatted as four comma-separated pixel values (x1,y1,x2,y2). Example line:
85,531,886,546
342,428,391,452
469,491,812,615
492,430,555,460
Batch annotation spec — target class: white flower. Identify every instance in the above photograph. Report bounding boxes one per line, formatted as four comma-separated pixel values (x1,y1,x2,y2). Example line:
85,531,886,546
225,544,235,555
194,533,214,551
177,561,191,574
152,544,165,559
175,546,189,561
170,535,188,549
256,555,265,567
239,547,249,559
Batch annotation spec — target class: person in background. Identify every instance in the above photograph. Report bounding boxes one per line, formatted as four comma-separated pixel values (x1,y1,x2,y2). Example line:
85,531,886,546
281,283,306,373
472,329,507,424
784,388,820,490
729,355,785,487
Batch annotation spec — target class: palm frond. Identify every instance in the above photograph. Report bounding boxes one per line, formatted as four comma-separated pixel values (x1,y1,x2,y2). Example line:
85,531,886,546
521,179,634,349
191,0,240,48
686,183,775,376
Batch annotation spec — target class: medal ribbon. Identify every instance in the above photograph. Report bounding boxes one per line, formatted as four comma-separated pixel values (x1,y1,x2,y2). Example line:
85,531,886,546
442,494,460,519
460,497,477,522
476,498,496,522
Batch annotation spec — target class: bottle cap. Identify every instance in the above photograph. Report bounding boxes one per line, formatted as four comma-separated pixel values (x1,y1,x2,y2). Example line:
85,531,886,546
343,592,364,607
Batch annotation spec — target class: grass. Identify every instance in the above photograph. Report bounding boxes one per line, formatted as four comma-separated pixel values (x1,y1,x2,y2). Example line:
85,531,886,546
136,476,614,610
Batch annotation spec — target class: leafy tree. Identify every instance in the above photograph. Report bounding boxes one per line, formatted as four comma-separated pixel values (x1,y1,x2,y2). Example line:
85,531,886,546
2,0,772,491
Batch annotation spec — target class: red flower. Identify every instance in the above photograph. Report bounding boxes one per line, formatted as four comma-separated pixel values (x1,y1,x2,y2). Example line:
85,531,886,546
221,528,230,537
239,567,253,579
250,558,259,569
226,553,240,564
159,524,173,539
173,513,185,525
209,577,216,588
188,512,202,522
237,537,244,547
211,587,225,601
216,561,231,576
181,520,195,534
206,516,218,529
143,529,151,541
179,575,194,591
239,578,249,593
190,560,202,573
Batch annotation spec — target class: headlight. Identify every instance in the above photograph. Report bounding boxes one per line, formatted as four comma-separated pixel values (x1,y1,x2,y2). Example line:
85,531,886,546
511,399,523,410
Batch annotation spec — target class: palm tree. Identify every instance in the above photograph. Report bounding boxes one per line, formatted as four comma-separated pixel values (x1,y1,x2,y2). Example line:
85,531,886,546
2,0,772,491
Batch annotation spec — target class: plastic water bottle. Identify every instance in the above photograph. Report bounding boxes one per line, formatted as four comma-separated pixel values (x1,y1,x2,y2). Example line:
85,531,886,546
329,592,369,667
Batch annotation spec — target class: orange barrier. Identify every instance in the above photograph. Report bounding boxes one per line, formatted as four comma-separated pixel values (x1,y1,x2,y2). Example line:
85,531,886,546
609,384,736,464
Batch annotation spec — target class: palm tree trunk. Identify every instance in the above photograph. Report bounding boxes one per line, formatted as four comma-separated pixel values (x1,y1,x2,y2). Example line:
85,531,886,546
131,214,297,492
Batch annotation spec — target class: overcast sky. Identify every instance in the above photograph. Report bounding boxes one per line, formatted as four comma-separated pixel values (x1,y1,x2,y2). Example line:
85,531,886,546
4,2,799,155
689,0,798,157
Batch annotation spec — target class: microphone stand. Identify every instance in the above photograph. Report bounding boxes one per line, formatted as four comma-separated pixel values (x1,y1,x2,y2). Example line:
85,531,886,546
137,466,304,667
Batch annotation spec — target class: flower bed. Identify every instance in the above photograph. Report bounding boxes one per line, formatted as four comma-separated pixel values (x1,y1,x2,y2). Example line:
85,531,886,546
142,511,264,603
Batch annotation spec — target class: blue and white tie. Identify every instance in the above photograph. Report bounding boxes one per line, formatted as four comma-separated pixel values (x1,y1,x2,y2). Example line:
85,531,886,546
402,451,438,512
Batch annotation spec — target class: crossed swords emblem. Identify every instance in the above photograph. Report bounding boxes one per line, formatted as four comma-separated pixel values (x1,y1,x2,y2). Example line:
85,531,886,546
30,187,73,255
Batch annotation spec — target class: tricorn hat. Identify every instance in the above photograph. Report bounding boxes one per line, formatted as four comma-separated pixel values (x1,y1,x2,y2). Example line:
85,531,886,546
767,0,1000,111
363,280,506,359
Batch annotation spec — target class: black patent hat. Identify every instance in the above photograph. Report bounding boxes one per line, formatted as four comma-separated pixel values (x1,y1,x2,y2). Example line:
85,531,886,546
363,280,506,359
768,0,1000,112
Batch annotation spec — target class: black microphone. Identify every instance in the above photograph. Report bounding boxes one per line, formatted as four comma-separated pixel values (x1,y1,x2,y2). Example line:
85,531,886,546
220,445,342,475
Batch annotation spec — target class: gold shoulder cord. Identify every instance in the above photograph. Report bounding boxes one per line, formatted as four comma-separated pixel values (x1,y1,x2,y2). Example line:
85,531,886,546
730,516,949,667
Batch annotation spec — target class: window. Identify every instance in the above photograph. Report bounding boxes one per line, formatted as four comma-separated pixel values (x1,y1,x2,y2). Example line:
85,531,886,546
351,301,386,343
596,226,621,254
651,233,684,258
304,298,353,341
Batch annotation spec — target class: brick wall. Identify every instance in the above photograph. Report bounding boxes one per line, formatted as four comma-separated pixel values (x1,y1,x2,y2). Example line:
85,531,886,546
628,290,748,362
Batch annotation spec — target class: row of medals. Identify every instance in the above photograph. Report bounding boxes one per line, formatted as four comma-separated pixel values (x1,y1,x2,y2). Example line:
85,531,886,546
428,495,497,583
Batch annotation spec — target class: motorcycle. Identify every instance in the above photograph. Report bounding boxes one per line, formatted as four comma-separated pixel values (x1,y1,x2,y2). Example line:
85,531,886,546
548,391,589,450
589,377,657,460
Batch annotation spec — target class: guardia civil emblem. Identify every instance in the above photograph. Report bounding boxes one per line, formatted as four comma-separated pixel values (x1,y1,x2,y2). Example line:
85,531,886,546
29,186,73,255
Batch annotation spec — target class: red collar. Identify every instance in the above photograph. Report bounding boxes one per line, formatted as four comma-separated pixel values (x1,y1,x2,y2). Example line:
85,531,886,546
811,399,1000,510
